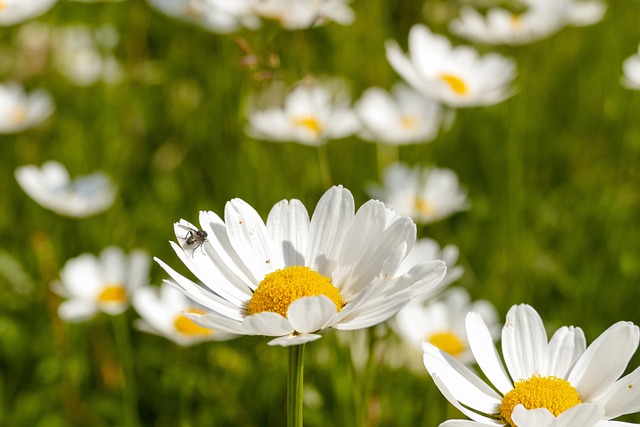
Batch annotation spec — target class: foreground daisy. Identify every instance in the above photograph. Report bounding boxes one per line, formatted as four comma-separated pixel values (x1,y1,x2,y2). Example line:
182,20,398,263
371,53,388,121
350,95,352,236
15,161,116,218
396,238,463,293
622,45,640,90
367,163,469,224
133,283,237,346
0,0,56,26
52,247,150,322
253,0,354,30
423,304,640,427
0,83,53,133
386,24,516,108
354,83,446,145
156,185,447,347
245,80,360,146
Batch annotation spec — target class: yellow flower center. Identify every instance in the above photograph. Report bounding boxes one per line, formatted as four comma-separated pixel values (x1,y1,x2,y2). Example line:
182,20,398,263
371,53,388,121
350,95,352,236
400,115,418,130
174,308,214,336
426,331,465,357
0,2,6,11
438,73,468,96
415,198,435,216
510,14,524,31
247,266,344,318
293,116,323,137
98,284,127,304
499,376,582,426
9,106,27,124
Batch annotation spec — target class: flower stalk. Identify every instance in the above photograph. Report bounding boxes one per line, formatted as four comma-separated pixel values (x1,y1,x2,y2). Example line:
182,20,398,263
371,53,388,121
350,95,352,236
288,343,306,427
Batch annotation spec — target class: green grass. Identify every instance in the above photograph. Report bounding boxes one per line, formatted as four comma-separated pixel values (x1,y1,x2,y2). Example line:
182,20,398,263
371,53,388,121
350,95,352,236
1,0,640,425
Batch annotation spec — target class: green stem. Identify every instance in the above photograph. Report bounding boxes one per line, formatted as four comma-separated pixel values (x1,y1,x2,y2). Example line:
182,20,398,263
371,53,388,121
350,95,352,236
112,314,141,427
288,344,306,427
376,144,399,181
317,144,333,189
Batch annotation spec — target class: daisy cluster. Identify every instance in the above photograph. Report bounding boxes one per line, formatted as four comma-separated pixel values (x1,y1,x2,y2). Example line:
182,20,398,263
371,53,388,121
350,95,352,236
1,0,639,426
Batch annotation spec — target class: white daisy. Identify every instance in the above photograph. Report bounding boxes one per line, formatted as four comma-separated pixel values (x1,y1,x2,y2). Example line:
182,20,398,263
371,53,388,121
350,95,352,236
523,0,606,27
155,185,447,347
394,287,500,364
367,163,469,224
622,45,640,90
52,247,150,322
423,304,640,427
0,83,53,133
148,0,260,34
0,0,56,26
246,80,360,146
132,283,238,346
354,83,445,145
385,24,517,108
253,0,354,30
15,161,117,218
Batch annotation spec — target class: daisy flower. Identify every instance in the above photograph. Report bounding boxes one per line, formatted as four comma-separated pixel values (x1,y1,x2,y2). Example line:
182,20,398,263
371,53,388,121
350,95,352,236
155,185,447,347
354,83,446,145
423,303,640,427
52,247,150,322
0,0,56,26
132,283,237,346
0,83,53,133
385,24,516,108
367,163,469,224
622,45,640,90
523,0,606,27
246,80,360,146
15,161,117,218
394,287,500,364
253,0,354,30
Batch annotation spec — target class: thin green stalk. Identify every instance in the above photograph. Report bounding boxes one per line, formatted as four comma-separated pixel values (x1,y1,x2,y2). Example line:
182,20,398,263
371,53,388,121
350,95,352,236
317,144,333,189
112,314,141,427
376,144,399,181
288,344,306,427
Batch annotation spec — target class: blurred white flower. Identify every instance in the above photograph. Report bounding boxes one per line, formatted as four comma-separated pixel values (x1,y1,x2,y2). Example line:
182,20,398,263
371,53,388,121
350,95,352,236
133,283,238,346
246,79,360,146
0,83,53,133
15,161,117,218
449,7,565,45
354,83,445,145
396,238,463,293
148,0,260,33
52,247,150,322
622,45,640,90
367,163,469,224
0,0,56,26
393,287,500,364
523,0,606,27
386,24,516,107
253,0,354,30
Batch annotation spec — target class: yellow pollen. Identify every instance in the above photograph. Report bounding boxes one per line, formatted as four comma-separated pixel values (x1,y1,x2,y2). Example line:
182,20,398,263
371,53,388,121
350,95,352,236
9,106,27,124
438,73,468,96
293,116,323,136
415,198,436,216
427,331,465,357
400,115,418,130
499,376,582,426
247,266,344,318
174,308,214,336
98,284,127,304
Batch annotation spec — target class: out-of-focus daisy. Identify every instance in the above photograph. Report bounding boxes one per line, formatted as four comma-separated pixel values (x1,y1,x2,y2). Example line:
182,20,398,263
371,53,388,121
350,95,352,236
367,163,469,224
394,287,500,365
156,185,447,347
524,0,606,27
622,45,640,90
396,238,463,293
52,247,150,322
253,0,354,30
354,83,445,145
15,161,117,218
246,79,360,146
386,24,516,108
148,0,260,33
0,0,56,26
423,304,640,427
0,83,53,133
449,7,565,46
133,283,238,346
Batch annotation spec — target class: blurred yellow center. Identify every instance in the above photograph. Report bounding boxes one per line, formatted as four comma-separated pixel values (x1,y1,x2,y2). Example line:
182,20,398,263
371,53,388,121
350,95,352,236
400,115,418,130
510,14,524,31
10,106,27,124
427,331,465,357
0,2,5,11
293,116,323,136
98,284,127,303
439,73,468,95
500,376,582,426
415,198,435,216
174,308,214,336
247,266,343,318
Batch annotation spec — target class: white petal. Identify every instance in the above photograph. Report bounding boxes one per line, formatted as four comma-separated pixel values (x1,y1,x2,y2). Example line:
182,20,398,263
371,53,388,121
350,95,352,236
58,299,98,322
287,295,337,333
502,304,548,381
184,311,245,335
597,364,640,419
268,334,323,346
546,326,586,378
242,312,294,336
429,373,503,424
266,199,310,267
512,405,555,427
